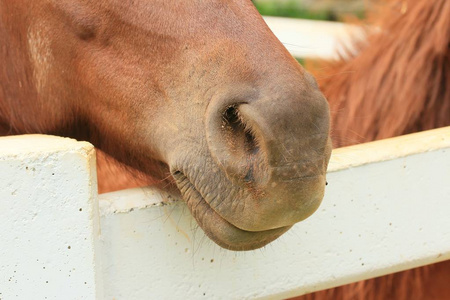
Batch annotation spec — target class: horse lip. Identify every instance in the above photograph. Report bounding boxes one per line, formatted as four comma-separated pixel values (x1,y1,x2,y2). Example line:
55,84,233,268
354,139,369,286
172,169,290,251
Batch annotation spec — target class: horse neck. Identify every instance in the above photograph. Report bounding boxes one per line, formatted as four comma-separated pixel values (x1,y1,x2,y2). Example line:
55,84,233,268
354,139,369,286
0,3,76,137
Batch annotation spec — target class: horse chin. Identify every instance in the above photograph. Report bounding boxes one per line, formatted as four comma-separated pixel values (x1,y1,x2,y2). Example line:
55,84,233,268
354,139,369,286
173,171,291,251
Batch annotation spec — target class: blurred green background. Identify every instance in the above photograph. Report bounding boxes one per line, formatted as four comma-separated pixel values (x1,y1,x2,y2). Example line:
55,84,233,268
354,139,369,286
253,0,368,21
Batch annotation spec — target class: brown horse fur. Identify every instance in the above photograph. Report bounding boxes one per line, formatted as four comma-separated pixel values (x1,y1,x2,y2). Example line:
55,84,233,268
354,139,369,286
297,0,450,299
298,259,450,300
0,0,332,251
310,0,450,148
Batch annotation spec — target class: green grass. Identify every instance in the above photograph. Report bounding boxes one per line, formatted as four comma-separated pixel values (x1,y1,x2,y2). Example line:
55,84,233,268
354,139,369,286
295,57,305,66
253,0,336,21
253,0,366,22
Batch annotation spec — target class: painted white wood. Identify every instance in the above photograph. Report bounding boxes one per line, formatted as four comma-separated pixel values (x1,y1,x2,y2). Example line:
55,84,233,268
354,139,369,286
1,127,449,299
98,127,450,299
0,135,103,300
263,16,366,59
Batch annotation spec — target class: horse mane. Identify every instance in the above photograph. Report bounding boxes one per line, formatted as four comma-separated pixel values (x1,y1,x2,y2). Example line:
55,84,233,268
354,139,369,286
298,0,450,299
310,0,450,148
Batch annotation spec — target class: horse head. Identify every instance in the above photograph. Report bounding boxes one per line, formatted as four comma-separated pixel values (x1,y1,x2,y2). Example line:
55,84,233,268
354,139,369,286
1,0,331,250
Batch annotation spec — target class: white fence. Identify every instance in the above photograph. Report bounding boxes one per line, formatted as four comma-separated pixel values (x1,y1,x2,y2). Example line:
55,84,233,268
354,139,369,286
263,16,365,59
1,127,450,300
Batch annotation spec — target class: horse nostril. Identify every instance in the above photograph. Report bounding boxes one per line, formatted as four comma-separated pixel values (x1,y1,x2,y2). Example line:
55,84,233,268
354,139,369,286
221,106,259,159
205,101,266,184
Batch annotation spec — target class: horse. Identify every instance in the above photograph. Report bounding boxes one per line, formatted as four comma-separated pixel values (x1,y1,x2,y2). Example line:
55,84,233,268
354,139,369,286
313,0,450,148
298,0,450,298
0,0,332,251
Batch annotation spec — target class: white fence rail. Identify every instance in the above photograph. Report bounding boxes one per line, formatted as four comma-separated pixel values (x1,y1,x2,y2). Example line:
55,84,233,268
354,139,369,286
263,16,365,59
1,127,450,300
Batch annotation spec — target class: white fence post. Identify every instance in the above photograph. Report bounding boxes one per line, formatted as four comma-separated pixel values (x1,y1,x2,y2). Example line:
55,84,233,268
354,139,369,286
0,135,103,300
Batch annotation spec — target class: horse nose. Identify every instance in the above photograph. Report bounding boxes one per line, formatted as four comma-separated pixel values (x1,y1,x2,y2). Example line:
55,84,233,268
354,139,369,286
205,83,331,231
